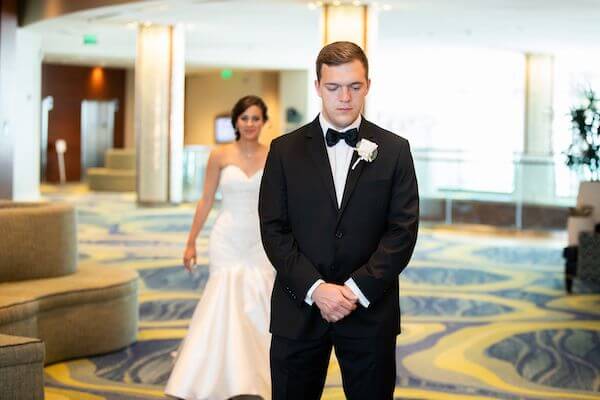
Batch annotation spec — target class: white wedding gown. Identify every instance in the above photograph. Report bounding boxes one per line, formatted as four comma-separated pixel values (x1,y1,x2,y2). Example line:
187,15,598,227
165,165,275,400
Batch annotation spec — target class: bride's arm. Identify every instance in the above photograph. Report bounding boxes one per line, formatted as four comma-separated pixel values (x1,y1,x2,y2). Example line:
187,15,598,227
183,148,221,271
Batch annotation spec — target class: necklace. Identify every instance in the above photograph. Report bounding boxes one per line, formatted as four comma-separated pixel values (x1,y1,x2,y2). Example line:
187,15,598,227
239,143,258,159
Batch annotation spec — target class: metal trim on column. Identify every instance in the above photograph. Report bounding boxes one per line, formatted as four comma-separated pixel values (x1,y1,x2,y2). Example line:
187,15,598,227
169,24,185,204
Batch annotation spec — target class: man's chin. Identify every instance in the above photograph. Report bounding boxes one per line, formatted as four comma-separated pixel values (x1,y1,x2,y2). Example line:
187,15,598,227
333,117,356,129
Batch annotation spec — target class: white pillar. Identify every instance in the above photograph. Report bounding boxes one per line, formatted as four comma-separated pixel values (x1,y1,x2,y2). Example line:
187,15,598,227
525,54,554,155
323,4,367,48
135,24,184,204
13,29,42,201
519,54,555,204
0,2,17,199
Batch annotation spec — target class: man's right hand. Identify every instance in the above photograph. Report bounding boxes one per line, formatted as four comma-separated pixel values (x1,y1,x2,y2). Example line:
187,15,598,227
312,283,358,323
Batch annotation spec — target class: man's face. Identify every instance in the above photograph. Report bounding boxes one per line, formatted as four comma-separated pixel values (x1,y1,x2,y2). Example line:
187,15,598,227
315,59,370,130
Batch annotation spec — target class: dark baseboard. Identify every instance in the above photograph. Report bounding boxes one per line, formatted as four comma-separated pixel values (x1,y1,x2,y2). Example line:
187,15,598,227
420,198,568,230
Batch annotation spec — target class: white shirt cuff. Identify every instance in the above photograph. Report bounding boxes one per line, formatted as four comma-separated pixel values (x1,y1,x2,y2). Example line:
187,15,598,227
345,278,370,308
305,279,325,305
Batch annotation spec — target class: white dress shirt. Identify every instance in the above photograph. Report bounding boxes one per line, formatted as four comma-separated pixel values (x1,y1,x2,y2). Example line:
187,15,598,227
304,113,370,308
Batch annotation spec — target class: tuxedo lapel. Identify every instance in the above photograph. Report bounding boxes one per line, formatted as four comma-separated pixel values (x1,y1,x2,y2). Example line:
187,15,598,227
305,117,338,211
337,118,374,224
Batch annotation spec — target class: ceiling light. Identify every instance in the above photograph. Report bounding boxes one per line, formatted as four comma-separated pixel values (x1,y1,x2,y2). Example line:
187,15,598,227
307,2,317,10
353,0,361,5
316,1,323,6
332,0,341,6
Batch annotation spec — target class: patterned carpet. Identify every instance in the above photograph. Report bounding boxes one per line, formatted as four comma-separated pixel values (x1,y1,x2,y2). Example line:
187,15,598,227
40,187,600,400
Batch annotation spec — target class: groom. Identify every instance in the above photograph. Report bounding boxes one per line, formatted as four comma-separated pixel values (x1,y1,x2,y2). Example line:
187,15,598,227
259,41,419,400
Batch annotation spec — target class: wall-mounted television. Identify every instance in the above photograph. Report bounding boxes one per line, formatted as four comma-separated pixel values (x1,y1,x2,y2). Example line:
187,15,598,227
214,114,236,143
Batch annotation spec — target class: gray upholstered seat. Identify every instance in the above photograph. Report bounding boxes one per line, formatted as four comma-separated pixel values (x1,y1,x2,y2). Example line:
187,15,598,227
0,334,45,400
88,148,136,192
0,201,139,398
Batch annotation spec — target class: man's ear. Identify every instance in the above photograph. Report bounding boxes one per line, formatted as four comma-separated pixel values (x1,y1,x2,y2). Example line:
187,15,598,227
365,78,371,94
314,79,322,98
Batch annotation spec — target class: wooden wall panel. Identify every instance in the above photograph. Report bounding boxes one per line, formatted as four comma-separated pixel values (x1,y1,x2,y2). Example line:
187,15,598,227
41,64,126,182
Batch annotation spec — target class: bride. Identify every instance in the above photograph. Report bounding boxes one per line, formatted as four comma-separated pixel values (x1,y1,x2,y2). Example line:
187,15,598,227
165,95,275,400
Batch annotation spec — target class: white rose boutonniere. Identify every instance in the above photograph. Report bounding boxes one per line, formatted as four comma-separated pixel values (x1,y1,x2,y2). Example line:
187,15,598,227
351,139,378,170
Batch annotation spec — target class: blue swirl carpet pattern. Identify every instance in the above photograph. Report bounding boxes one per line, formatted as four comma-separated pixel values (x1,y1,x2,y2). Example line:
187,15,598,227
40,189,599,400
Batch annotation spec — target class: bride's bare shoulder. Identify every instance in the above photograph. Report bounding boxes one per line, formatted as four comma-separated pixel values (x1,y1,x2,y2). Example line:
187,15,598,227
211,143,236,159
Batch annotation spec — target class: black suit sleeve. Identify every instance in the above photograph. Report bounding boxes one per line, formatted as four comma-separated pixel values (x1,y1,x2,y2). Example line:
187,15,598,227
350,140,419,305
259,140,323,307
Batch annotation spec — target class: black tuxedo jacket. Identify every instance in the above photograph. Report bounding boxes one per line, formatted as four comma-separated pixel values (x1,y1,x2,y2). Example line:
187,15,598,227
259,116,419,339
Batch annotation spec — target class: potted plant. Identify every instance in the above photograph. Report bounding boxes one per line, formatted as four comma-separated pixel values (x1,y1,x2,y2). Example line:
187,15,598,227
565,89,600,223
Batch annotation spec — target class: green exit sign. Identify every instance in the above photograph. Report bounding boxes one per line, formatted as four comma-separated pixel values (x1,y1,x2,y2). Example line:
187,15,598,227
83,34,98,45
220,69,233,80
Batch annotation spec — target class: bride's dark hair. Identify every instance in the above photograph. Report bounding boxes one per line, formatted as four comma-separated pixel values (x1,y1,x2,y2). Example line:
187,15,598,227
231,95,269,141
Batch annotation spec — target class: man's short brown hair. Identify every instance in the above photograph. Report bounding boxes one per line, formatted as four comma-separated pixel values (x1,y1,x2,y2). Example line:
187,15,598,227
316,41,369,81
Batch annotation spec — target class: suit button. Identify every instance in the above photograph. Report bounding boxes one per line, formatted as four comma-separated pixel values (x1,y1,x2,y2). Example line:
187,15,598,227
335,231,343,239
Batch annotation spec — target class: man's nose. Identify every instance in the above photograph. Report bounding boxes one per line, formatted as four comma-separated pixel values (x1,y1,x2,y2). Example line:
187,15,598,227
339,87,351,102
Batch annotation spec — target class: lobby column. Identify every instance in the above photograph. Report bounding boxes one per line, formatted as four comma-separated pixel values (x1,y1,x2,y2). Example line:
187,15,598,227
322,3,368,46
0,0,17,199
525,54,554,156
135,24,184,204
520,54,555,204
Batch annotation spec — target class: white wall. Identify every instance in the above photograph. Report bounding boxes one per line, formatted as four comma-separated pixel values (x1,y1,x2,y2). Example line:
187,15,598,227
279,70,310,133
185,70,282,145
13,29,42,201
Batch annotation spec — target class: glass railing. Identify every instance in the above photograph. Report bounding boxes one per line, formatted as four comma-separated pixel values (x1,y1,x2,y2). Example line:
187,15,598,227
182,145,211,202
412,149,578,206
413,149,579,228
183,146,580,224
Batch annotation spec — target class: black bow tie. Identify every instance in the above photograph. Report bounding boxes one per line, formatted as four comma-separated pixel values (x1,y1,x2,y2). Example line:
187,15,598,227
325,128,359,147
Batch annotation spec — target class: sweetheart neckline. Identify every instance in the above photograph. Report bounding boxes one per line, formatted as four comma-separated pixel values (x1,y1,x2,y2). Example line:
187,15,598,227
222,164,264,180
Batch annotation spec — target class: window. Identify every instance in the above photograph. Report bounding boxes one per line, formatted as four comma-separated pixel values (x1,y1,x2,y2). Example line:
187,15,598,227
552,54,600,197
368,45,525,196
